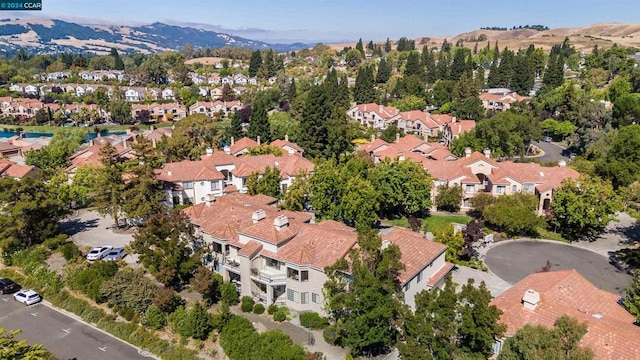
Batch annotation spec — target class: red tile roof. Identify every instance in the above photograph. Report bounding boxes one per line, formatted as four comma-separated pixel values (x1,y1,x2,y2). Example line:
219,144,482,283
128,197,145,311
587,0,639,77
156,159,224,181
380,228,447,285
0,159,36,178
270,139,304,153
492,270,640,360
353,103,400,119
230,137,259,155
427,262,455,287
238,240,263,258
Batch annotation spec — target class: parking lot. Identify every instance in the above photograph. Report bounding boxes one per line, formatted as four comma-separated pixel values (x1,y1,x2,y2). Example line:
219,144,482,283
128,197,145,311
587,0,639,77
0,294,150,359
59,209,140,266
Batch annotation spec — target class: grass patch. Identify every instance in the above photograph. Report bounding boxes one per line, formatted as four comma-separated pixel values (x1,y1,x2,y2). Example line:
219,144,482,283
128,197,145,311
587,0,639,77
534,227,569,243
383,214,471,232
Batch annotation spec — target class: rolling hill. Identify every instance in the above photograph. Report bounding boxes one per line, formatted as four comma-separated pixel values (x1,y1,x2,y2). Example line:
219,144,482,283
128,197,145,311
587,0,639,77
0,18,308,56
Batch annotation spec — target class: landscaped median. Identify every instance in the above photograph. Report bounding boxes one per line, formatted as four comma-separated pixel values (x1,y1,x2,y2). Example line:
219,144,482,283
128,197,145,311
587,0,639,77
0,267,198,360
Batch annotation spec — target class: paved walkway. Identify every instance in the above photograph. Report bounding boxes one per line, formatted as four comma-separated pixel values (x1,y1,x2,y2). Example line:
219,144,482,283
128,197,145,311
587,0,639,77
230,307,348,360
451,265,511,297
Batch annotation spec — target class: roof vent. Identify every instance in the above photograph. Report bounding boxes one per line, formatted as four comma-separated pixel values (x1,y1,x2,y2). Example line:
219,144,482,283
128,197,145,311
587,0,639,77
167,171,172,176
522,289,540,310
252,209,266,223
274,215,289,230
381,240,391,250
206,147,213,156
592,313,604,319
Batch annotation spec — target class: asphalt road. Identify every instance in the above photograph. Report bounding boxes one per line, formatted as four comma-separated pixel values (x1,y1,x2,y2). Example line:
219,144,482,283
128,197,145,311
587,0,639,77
486,240,632,295
532,141,571,163
0,295,150,360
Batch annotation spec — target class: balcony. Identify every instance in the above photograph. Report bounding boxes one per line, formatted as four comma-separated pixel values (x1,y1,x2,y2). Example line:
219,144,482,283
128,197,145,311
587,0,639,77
250,268,287,285
222,257,240,273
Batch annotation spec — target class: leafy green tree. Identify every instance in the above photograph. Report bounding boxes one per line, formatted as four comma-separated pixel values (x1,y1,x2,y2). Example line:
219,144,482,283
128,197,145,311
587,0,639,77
142,305,167,330
596,124,640,188
324,228,404,356
249,50,262,78
607,74,632,103
380,125,402,143
180,302,213,340
0,176,66,253
221,281,239,306
613,93,640,128
246,144,283,156
457,279,506,356
190,266,223,305
282,174,309,211
109,100,132,124
550,175,622,241
92,143,124,229
152,287,184,313
392,95,426,112
161,114,222,161
623,270,640,323
483,193,545,236
498,316,594,360
66,260,119,303
345,48,363,68
371,158,432,219
435,185,463,212
341,176,379,229
100,268,159,315
269,111,299,142
25,130,84,171
0,328,52,359
433,224,465,262
247,166,282,198
248,96,271,142
475,110,540,157
130,210,201,286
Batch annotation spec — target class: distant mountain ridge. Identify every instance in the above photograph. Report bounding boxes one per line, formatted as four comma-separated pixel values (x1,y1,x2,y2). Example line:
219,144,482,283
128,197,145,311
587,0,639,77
0,18,309,56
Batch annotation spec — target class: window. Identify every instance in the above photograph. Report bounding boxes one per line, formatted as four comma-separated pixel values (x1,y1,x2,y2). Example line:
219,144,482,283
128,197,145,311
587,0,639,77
496,186,505,194
511,185,517,192
287,268,299,280
183,181,194,190
465,185,475,193
301,271,309,282
524,183,534,191
301,292,308,304
287,289,299,303
267,258,280,270
312,293,320,304
463,199,471,207
211,181,220,191
404,281,410,291
417,271,422,283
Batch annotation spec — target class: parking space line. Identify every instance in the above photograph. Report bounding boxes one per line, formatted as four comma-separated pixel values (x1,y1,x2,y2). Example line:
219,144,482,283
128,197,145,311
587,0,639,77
62,328,71,333
30,312,38,317
99,346,107,352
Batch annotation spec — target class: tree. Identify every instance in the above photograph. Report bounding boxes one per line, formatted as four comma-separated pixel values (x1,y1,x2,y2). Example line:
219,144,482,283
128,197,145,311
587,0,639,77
345,49,363,68
247,96,271,143
0,328,52,359
433,224,465,262
542,54,564,90
469,192,496,218
130,211,201,286
227,111,244,140
353,66,377,104
435,185,463,212
0,176,66,254
355,38,365,57
474,110,540,157
371,159,432,219
376,57,391,84
595,124,640,188
121,136,165,221
483,193,545,236
92,143,124,229
109,100,132,124
161,114,222,161
612,93,640,128
550,175,622,241
111,48,124,70
25,130,84,171
221,281,239,306
498,316,594,360
269,111,299,142
142,55,167,85
177,302,214,340
324,228,404,356
249,50,263,78
341,176,379,229
384,38,392,52
404,51,423,78
246,166,282,198
623,270,640,323
392,95,426,112
190,266,223,305
100,268,159,315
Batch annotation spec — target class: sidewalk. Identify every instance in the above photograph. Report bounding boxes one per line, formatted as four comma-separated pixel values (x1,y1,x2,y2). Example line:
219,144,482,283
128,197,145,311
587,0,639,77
230,307,348,360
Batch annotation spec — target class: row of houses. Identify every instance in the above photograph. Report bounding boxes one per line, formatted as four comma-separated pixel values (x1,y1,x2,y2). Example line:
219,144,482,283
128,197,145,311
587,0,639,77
188,100,244,117
34,70,126,82
185,72,276,87
184,192,453,313
347,103,476,143
0,97,111,120
361,135,580,215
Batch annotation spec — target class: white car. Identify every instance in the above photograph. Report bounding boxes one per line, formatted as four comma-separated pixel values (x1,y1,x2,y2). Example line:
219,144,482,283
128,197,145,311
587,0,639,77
13,289,41,306
103,247,126,261
86,246,113,261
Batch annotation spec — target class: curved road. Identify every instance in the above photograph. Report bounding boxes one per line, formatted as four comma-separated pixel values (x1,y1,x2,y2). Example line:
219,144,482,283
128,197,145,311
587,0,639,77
486,240,631,295
532,141,572,163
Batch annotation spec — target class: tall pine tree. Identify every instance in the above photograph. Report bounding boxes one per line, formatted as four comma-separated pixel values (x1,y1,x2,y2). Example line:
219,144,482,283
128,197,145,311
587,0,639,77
353,66,377,104
248,50,262,78
376,57,391,84
247,96,271,142
356,38,365,57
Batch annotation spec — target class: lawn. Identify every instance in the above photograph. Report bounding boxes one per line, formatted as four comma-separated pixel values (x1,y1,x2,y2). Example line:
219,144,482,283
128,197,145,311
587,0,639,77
384,214,471,232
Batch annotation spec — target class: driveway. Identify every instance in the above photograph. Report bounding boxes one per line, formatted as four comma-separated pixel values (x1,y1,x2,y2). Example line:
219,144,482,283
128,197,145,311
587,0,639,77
531,140,571,163
59,209,139,267
485,240,631,295
0,297,152,359
451,266,511,297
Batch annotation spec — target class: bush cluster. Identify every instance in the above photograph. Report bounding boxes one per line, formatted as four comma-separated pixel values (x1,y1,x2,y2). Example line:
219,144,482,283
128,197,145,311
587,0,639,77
240,296,254,313
299,312,329,330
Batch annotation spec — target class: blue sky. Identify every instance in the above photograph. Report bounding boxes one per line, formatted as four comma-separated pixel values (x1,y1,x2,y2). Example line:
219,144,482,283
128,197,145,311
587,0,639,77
10,0,640,43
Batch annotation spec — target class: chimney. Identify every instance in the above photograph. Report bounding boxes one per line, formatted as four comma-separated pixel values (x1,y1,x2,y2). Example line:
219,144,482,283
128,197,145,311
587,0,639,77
252,209,266,223
465,147,472,158
558,159,566,168
274,215,289,230
206,147,213,156
381,239,391,250
89,139,95,146
288,148,295,156
204,194,214,206
483,148,491,158
167,170,172,176
452,116,457,123
284,134,289,142
231,136,235,146
223,145,231,155
522,289,540,310
395,133,400,143
370,134,375,142
257,136,261,145
398,151,405,162
152,138,157,148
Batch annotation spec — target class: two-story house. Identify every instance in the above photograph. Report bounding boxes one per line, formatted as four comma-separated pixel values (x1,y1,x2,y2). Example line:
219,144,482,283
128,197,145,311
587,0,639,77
347,103,401,129
156,160,226,206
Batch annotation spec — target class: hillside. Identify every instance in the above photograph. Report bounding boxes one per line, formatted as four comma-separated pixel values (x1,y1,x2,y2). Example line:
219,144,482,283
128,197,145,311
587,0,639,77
0,18,308,56
328,23,640,52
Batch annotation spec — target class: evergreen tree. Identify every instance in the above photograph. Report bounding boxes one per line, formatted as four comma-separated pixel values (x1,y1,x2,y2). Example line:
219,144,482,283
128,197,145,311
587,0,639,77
356,38,365,57
367,40,374,50
450,48,469,81
110,48,124,70
227,111,243,140
287,78,297,101
384,37,392,52
93,143,124,229
353,66,377,104
249,50,262,77
299,85,331,158
121,136,165,220
494,48,515,88
486,58,500,88
511,48,536,96
247,96,271,142
543,54,565,89
404,51,423,78
436,51,450,80
422,48,437,84
376,57,391,84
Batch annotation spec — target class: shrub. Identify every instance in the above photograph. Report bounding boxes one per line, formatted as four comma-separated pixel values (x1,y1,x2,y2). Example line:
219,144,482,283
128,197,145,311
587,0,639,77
241,296,254,313
66,260,119,303
142,305,166,330
299,311,329,330
169,303,213,340
273,309,287,322
119,308,136,322
221,281,239,306
100,268,158,315
323,324,339,345
152,287,184,313
267,304,278,315
6,245,49,267
43,234,69,250
253,303,265,314
60,243,82,261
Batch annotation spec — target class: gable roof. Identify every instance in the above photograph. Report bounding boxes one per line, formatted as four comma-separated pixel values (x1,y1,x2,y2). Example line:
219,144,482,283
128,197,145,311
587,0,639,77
230,137,259,155
491,270,640,360
156,159,224,182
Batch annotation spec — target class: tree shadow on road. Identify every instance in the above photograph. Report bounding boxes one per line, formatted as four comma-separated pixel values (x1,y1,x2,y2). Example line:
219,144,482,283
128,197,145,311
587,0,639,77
58,218,99,236
608,222,640,245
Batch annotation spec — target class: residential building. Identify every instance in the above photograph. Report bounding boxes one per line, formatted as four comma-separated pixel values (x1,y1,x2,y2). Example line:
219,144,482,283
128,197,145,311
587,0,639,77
491,270,640,360
479,90,529,112
156,159,226,205
442,119,477,146
131,103,187,122
0,158,38,178
347,103,401,129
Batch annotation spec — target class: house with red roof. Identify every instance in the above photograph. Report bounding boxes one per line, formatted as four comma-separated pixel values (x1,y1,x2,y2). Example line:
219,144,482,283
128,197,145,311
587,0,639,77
347,103,401,129
479,90,529,112
0,158,38,179
185,193,454,314
491,270,640,360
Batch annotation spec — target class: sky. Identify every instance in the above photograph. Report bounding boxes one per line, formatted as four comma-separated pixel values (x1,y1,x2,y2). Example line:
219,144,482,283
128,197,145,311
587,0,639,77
6,0,640,43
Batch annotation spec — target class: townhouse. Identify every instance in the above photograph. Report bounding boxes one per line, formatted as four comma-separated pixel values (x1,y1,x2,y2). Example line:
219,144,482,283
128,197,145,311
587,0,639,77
491,270,640,359
157,143,314,206
131,103,187,122
478,89,529,112
347,103,401,129
0,158,38,179
361,136,579,215
185,193,454,314
188,100,244,117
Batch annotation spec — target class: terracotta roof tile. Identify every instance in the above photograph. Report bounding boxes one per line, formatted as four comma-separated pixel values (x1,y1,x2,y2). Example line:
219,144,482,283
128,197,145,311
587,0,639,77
238,240,263,258
427,262,455,286
230,137,259,155
381,228,447,285
156,159,224,181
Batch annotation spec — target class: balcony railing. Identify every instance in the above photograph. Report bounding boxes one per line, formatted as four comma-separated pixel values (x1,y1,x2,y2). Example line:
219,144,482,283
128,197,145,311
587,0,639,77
250,268,287,284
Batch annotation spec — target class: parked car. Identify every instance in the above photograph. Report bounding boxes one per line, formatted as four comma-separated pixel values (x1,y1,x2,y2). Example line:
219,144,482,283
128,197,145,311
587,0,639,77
542,136,552,143
104,247,126,261
0,278,17,294
13,289,41,305
86,246,113,261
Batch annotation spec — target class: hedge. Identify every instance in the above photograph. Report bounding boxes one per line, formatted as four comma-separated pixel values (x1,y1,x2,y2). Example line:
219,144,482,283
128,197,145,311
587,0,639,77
299,312,329,330
0,268,198,360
